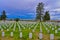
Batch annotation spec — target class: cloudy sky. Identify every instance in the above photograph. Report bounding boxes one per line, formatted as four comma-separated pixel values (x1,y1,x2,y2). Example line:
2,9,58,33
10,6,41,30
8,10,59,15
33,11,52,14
0,0,60,20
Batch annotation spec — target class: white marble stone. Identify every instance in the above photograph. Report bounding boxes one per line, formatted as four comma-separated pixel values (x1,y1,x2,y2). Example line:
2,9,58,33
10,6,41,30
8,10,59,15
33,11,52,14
10,32,13,37
7,29,9,31
29,33,32,39
39,33,43,39
55,30,58,34
2,32,5,37
50,34,54,40
58,28,60,30
20,32,22,38
52,28,54,30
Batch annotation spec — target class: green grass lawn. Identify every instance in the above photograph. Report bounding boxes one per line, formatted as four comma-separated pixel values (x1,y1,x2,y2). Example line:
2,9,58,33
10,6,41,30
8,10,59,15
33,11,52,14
0,21,60,40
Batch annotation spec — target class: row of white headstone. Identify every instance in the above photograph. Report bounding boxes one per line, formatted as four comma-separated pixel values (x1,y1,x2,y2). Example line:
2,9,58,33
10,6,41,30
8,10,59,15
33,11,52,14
19,23,25,29
6,23,12,31
13,23,16,31
0,25,4,31
9,23,14,29
0,22,37,32
0,22,14,32
40,23,43,33
1,22,11,29
29,24,36,30
32,23,38,32
42,23,50,33
17,23,21,31
6,23,14,31
1,31,54,40
40,23,54,40
28,24,32,30
43,22,59,34
0,22,59,40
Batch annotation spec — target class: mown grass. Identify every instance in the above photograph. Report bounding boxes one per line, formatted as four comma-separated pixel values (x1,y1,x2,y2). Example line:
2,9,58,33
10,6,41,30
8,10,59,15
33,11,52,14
0,22,60,40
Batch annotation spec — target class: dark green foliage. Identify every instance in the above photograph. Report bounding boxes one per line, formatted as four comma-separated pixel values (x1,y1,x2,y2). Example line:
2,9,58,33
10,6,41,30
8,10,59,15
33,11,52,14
36,2,44,21
0,10,7,21
15,18,20,22
0,16,1,20
43,11,50,21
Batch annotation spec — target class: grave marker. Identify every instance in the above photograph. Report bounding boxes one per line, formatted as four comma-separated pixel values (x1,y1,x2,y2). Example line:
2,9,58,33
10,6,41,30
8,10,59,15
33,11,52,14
20,32,22,38
2,32,5,37
55,30,58,34
39,33,43,40
29,33,32,39
10,32,13,37
50,34,54,40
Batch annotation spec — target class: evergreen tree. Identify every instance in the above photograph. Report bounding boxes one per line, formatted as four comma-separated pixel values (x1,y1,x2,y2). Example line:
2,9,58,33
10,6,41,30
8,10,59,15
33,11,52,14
1,10,7,21
36,2,44,21
43,11,50,21
15,18,19,22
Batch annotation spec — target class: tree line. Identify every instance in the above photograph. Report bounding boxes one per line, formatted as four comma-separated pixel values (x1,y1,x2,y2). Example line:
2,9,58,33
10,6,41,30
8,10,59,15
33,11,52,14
0,10,19,22
0,2,50,22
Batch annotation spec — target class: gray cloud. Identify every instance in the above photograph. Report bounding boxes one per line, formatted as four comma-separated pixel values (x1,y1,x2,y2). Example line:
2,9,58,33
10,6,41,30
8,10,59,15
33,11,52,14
0,0,60,20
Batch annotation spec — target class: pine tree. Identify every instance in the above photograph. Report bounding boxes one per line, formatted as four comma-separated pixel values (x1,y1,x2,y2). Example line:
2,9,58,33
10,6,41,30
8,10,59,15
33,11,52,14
43,11,50,21
36,2,44,21
1,10,7,21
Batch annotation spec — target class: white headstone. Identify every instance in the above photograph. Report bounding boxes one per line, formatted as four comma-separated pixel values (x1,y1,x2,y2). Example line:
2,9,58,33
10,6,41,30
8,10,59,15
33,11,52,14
52,28,54,30
29,33,32,39
50,34,54,40
58,28,60,30
7,29,9,31
2,32,5,37
39,33,43,39
55,30,58,34
20,32,22,38
10,32,13,37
